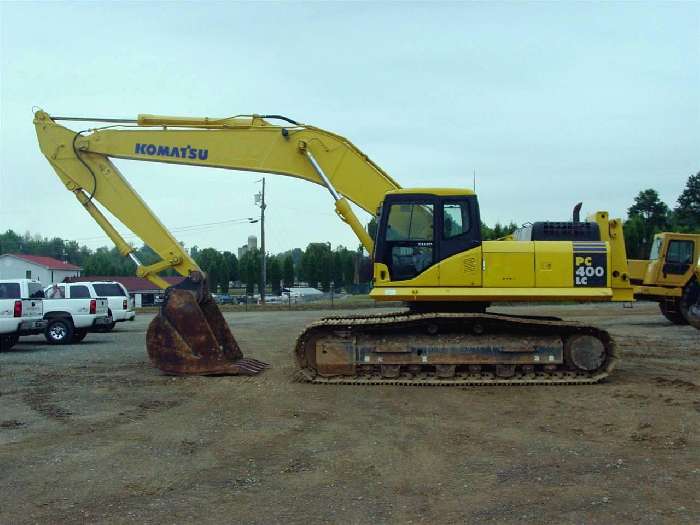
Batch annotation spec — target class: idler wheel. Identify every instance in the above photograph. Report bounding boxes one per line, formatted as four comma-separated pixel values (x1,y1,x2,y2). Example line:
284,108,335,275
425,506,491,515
564,335,605,371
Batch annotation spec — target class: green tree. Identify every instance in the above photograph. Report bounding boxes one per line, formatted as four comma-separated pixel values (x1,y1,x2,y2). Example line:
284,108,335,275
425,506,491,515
193,248,225,292
221,251,239,286
301,242,332,290
628,189,668,229
0,230,23,254
267,255,282,295
282,254,295,288
626,189,669,258
672,172,700,231
239,248,260,295
622,215,647,259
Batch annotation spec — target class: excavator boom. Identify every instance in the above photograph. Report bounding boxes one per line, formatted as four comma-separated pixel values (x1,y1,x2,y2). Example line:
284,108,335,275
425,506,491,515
33,110,398,376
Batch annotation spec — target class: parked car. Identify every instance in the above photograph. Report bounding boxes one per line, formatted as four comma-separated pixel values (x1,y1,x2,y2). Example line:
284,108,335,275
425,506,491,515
0,279,47,351
213,294,234,304
42,283,111,344
72,281,135,332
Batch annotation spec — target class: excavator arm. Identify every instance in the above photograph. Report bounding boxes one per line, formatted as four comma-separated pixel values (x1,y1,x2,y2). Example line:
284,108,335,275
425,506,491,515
34,110,400,375
34,111,400,281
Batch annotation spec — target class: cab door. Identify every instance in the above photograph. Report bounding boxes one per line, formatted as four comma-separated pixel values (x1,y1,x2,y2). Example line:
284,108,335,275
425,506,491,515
379,199,436,282
438,199,482,286
656,238,695,286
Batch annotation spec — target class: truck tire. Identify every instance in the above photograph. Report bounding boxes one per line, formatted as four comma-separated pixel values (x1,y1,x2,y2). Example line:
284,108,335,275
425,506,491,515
659,300,689,325
679,279,700,330
45,318,74,345
72,329,88,343
94,310,116,332
0,334,18,351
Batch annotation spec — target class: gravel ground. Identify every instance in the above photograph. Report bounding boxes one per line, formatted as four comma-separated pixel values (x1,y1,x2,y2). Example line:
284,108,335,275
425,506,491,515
1,302,698,524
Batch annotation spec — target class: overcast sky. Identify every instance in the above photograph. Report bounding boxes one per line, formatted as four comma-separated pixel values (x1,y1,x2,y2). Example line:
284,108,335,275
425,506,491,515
1,2,698,255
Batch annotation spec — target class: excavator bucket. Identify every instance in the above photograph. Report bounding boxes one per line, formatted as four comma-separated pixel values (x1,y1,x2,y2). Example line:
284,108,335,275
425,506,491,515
146,276,268,375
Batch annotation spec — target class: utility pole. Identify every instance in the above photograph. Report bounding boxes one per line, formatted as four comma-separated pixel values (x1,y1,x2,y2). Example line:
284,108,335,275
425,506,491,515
255,178,267,304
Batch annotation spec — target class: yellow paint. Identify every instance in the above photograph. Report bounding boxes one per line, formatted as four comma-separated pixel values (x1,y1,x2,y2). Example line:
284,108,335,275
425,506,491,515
438,247,482,287
535,242,572,288
483,241,535,288
371,286,613,302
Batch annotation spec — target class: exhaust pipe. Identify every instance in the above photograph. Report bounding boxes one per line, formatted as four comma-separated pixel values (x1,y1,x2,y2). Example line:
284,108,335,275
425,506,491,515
572,202,583,224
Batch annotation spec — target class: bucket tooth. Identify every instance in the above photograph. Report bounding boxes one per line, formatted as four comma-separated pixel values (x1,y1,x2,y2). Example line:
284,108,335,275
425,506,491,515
146,281,268,376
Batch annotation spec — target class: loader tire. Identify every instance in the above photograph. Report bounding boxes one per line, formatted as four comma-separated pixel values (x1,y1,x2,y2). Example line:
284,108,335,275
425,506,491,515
659,300,688,325
679,279,700,330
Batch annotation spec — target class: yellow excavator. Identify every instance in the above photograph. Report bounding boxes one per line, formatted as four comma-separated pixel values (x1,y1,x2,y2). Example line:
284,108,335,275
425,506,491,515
35,110,636,385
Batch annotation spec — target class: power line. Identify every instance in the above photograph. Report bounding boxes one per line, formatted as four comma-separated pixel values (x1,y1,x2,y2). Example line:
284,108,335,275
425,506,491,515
70,217,257,243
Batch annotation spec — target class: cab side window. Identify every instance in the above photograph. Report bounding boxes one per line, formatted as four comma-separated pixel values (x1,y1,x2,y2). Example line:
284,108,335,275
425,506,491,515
443,202,471,239
70,285,91,299
663,240,694,276
666,241,693,265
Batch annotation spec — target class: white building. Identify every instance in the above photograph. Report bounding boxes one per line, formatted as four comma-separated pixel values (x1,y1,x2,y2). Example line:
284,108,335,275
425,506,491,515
0,253,82,285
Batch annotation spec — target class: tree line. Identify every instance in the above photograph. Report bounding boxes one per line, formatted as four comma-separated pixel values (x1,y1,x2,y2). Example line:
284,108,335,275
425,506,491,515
623,172,699,258
1,171,697,289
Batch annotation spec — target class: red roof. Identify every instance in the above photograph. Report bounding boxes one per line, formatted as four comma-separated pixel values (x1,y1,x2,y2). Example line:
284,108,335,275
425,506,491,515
5,253,82,270
65,275,186,292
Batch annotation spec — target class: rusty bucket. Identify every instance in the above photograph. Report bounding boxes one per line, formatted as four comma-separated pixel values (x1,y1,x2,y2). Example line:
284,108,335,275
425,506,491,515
146,276,268,375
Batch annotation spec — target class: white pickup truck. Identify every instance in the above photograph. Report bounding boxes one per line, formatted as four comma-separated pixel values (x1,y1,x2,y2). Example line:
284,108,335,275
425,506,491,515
0,279,48,351
43,283,112,344
71,281,135,331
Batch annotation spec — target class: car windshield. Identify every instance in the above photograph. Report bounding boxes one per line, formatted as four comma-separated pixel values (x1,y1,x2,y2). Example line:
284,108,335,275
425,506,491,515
93,284,126,297
0,282,21,299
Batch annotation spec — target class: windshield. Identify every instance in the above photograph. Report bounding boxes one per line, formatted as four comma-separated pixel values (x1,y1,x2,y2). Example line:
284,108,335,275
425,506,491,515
649,237,662,260
0,282,21,299
93,283,126,297
386,203,434,241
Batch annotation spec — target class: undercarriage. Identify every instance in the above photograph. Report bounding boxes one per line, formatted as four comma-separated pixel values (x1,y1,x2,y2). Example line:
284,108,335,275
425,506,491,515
295,311,617,386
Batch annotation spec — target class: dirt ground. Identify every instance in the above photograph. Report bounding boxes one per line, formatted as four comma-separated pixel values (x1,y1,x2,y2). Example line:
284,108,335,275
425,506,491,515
1,302,698,524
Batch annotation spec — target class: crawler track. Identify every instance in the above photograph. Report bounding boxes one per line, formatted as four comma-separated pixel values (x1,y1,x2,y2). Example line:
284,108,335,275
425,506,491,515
294,311,618,386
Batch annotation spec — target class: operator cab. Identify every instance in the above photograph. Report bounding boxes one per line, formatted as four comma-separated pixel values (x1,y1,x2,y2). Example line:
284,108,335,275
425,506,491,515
374,189,481,281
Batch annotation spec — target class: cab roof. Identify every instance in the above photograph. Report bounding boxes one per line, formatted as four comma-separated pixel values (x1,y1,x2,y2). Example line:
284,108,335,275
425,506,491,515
385,188,476,197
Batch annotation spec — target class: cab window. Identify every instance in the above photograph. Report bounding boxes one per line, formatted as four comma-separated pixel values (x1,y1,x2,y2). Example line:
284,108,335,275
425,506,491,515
70,285,91,299
384,202,435,281
0,283,20,299
386,203,434,241
649,237,662,260
28,283,44,298
443,202,471,239
666,240,693,265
